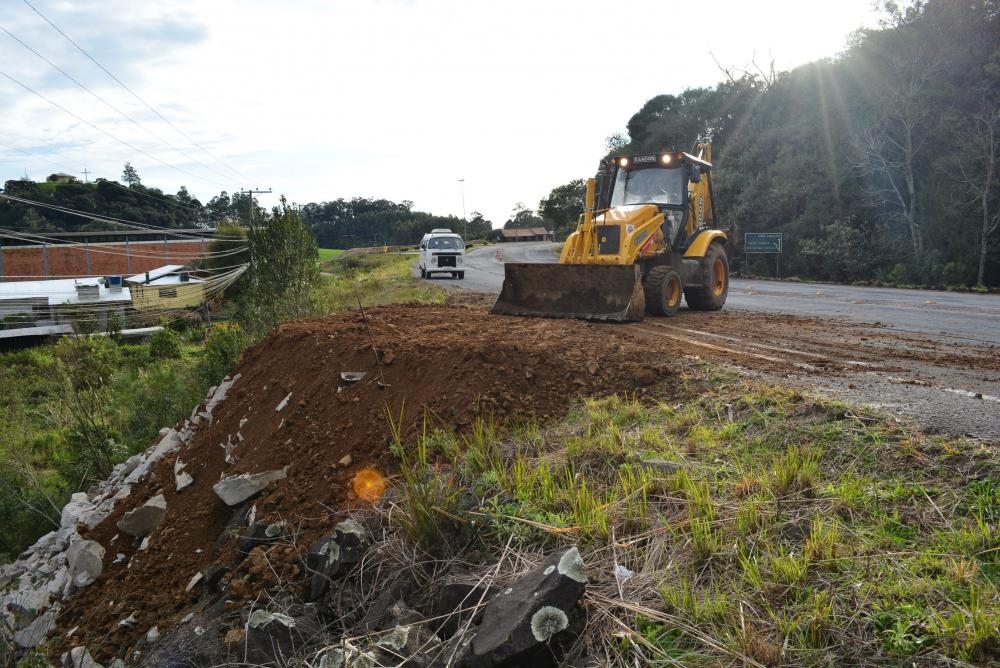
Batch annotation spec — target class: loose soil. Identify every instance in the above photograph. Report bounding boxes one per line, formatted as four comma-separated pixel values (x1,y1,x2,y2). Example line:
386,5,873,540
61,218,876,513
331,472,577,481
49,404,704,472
52,303,675,662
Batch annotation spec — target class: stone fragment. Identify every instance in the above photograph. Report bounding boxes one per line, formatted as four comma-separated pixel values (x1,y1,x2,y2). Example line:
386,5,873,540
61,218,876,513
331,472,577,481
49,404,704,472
460,547,587,667
117,494,167,538
14,609,56,648
146,625,160,643
338,454,353,467
66,539,105,588
302,518,371,601
64,645,104,668
175,459,195,492
275,392,292,412
431,582,499,639
213,468,288,506
243,602,321,666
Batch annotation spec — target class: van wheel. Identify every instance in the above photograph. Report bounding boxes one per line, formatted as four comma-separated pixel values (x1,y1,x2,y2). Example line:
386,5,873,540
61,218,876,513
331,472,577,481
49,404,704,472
420,266,426,278
457,271,465,279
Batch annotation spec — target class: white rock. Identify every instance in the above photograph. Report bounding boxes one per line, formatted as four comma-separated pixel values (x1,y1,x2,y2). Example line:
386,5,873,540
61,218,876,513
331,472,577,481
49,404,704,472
275,392,292,412
66,539,105,588
67,645,104,668
146,625,160,643
175,471,194,492
60,493,92,529
212,467,288,506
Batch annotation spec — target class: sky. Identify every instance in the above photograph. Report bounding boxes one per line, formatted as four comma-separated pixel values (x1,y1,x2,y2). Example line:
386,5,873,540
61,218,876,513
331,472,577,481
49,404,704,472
0,0,881,228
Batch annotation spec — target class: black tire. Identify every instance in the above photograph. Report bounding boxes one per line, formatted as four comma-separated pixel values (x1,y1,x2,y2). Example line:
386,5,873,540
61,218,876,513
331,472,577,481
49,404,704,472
420,266,426,278
684,242,729,311
644,266,683,316
457,271,465,279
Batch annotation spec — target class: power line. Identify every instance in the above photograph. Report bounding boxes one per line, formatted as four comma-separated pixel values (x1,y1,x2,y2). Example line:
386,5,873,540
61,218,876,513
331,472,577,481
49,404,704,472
0,21,238,186
21,0,252,184
0,68,231,189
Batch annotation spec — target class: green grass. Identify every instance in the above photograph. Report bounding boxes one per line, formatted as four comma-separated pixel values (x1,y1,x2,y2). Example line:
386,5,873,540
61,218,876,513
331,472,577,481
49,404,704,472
386,365,1000,665
315,253,446,312
317,247,344,262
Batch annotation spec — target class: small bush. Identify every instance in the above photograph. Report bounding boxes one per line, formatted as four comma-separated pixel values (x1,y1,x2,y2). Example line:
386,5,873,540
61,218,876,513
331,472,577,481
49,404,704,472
148,328,182,360
198,323,251,384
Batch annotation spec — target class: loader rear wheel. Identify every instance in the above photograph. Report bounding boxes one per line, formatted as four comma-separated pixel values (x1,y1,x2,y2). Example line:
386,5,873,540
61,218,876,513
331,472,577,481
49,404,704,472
644,266,683,317
684,242,729,311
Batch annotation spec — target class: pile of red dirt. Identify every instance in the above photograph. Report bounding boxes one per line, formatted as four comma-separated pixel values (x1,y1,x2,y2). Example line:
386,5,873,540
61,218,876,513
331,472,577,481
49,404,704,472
53,303,675,662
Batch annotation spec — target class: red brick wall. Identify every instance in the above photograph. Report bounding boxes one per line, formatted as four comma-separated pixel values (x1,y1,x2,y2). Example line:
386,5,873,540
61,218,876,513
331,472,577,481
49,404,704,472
0,240,207,281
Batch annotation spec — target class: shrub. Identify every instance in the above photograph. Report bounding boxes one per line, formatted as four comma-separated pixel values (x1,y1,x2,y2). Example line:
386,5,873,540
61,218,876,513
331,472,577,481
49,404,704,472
148,327,183,360
198,323,251,384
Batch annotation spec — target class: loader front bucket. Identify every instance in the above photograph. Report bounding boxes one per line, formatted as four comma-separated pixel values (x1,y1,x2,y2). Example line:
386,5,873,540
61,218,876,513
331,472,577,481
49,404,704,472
490,263,645,322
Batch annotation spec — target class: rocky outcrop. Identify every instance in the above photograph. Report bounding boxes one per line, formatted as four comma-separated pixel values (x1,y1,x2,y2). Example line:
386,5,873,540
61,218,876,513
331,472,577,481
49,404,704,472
0,375,240,659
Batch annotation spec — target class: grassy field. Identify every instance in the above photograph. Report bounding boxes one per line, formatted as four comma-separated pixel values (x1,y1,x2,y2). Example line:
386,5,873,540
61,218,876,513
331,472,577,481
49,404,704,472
317,247,345,262
385,362,999,665
316,253,446,311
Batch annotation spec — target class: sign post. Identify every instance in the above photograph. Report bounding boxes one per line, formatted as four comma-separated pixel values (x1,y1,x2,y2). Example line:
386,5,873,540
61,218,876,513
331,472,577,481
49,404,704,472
744,233,783,277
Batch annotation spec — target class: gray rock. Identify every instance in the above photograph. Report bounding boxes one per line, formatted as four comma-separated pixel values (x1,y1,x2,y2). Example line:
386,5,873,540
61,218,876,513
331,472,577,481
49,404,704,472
302,519,371,601
146,625,160,643
431,582,499,639
461,547,588,668
243,602,322,666
60,492,91,529
67,539,105,588
213,467,288,506
64,645,104,668
14,609,56,648
117,494,167,538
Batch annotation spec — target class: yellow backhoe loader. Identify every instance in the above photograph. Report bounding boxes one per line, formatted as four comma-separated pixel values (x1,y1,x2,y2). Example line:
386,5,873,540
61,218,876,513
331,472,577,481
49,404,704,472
491,144,729,321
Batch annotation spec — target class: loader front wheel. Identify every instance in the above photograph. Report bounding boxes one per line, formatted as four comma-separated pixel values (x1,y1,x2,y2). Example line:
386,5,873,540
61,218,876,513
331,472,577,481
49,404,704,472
685,242,729,311
644,266,683,316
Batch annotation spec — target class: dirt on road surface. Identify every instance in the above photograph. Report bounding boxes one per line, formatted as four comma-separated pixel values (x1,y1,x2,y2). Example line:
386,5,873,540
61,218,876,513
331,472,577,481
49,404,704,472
454,290,1000,442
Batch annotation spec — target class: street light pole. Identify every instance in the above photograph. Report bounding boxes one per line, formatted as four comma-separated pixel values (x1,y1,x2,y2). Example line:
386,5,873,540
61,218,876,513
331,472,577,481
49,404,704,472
458,178,467,240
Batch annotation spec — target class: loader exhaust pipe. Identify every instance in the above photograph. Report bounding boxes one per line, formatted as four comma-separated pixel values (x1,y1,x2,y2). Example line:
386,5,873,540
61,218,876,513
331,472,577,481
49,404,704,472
491,263,646,322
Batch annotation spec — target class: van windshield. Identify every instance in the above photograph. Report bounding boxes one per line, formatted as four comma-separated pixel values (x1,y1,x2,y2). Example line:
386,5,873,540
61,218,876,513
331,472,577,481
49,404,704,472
428,237,463,250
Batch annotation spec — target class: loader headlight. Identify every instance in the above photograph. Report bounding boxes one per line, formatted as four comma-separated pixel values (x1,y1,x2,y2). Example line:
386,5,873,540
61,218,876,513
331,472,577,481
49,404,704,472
661,154,672,165
618,157,629,168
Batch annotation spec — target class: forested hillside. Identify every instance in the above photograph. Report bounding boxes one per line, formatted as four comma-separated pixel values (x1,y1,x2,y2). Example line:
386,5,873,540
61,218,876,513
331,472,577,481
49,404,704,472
563,0,998,287
0,174,491,247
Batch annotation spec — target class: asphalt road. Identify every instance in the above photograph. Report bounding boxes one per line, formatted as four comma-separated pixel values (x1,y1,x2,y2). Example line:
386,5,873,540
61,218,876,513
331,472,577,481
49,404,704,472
419,242,1000,442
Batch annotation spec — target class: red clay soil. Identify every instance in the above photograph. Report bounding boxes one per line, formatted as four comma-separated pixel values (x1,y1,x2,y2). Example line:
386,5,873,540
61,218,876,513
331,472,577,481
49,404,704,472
51,303,673,663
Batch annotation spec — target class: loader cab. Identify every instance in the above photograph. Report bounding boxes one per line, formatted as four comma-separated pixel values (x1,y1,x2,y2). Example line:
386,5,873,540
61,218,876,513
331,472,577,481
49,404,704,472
598,151,716,249
418,230,465,279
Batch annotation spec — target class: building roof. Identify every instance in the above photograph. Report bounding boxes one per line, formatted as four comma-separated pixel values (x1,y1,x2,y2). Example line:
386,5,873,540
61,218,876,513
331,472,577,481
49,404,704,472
125,265,188,284
0,278,131,306
501,227,553,237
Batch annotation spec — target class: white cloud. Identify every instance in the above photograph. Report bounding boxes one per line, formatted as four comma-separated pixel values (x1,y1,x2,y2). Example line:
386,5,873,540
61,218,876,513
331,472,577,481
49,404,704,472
1,0,878,227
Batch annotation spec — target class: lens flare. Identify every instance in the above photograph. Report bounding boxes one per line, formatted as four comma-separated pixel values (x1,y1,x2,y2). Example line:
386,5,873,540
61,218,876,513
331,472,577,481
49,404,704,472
352,468,386,502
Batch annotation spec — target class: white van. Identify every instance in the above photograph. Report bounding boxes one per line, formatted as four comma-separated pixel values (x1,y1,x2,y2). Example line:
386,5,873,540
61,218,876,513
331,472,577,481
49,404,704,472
419,229,465,279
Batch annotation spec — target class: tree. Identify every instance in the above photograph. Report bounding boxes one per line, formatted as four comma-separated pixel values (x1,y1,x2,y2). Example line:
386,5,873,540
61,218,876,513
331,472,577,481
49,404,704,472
236,197,320,336
953,102,1000,285
465,211,493,239
121,162,141,187
539,179,586,237
504,203,544,229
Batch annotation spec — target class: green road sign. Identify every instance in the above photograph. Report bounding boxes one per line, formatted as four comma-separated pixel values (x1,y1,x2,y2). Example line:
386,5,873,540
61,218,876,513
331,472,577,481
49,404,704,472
744,232,782,253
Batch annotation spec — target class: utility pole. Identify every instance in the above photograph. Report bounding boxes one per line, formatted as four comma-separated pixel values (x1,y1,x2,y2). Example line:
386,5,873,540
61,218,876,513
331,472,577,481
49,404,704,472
458,179,467,240
81,168,89,183
238,188,272,227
